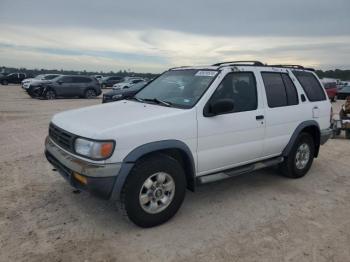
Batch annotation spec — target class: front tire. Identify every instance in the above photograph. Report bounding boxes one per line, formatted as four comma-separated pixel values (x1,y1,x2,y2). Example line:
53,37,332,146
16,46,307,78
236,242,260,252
280,133,315,178
120,154,186,227
2,80,8,85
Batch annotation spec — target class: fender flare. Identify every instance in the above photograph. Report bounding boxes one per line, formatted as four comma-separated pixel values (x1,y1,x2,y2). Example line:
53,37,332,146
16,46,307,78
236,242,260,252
110,140,196,201
282,120,321,157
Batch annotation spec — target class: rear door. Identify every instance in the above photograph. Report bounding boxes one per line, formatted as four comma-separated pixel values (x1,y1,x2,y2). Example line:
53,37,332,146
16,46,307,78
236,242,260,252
197,70,265,175
258,70,302,157
73,76,91,96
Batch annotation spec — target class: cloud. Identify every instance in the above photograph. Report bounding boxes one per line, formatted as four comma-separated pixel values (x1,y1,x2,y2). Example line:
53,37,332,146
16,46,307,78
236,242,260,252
0,0,349,71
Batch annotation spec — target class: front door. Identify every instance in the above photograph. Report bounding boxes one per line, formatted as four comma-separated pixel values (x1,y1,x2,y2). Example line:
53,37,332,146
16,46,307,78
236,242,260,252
197,71,265,175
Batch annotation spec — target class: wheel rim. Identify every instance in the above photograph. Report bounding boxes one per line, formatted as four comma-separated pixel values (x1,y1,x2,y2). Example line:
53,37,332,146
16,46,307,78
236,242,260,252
86,90,96,98
139,172,175,214
46,90,55,99
295,143,310,170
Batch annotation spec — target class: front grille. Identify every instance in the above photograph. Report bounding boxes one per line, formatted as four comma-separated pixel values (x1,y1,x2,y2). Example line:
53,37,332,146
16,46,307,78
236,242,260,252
49,123,76,152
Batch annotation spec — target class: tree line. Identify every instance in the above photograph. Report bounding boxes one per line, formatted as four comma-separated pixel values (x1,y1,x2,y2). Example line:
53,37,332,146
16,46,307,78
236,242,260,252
1,66,350,81
0,66,159,79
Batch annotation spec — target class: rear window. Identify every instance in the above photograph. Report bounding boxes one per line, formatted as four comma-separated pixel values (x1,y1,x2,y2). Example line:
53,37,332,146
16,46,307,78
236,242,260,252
293,71,326,101
261,72,299,108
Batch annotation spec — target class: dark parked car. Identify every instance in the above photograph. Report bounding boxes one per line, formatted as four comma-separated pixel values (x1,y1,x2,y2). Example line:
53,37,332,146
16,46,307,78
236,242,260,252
102,81,147,103
0,73,26,85
31,75,102,99
338,86,350,100
100,76,123,88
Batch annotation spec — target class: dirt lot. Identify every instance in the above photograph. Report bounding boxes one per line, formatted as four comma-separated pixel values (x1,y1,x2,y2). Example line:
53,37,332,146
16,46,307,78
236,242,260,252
0,85,350,262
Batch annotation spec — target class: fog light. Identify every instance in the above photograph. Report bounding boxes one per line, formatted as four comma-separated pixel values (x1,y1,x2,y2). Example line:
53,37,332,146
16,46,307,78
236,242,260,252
73,172,87,185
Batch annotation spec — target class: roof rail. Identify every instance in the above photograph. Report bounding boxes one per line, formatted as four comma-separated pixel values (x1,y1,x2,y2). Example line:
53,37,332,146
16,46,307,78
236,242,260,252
212,61,265,66
269,64,315,71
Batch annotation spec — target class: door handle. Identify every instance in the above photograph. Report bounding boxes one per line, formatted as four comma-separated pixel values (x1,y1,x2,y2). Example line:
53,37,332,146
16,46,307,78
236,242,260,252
256,115,264,120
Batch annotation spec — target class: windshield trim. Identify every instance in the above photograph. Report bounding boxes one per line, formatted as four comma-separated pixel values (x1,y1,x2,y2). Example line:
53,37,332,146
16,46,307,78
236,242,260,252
133,69,219,109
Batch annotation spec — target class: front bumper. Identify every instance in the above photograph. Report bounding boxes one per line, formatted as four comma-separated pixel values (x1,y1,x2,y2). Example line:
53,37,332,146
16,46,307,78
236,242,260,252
320,128,332,145
45,136,121,199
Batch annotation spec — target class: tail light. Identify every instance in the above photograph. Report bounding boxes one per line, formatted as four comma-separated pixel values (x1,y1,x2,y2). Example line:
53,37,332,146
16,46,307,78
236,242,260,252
330,106,333,126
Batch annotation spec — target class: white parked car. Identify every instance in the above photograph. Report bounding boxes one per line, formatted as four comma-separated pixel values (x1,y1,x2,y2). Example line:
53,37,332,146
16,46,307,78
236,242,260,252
45,61,332,227
22,74,60,89
112,78,146,90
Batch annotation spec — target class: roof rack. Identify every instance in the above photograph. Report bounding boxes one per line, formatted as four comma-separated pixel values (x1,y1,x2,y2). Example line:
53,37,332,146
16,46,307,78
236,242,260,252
212,61,265,67
269,64,315,71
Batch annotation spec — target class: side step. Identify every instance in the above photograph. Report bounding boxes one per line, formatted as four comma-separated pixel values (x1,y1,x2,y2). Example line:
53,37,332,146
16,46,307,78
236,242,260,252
197,156,284,184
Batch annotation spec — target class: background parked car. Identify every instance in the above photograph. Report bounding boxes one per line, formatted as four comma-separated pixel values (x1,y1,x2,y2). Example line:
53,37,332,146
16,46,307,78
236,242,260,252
321,79,338,102
35,75,101,99
112,78,146,90
0,73,26,85
92,75,103,81
337,85,350,100
102,81,147,103
100,76,123,88
22,74,61,90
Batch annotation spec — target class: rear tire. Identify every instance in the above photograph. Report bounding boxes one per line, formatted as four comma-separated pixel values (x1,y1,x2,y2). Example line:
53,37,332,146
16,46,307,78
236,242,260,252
85,89,96,99
2,80,8,85
120,154,186,228
346,130,350,139
280,133,315,178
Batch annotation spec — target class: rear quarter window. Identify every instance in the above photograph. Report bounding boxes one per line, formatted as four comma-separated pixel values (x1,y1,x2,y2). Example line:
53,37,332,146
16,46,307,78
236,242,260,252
293,71,326,101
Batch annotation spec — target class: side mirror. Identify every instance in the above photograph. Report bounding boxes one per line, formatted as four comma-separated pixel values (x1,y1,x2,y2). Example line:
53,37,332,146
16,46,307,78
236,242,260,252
205,98,234,117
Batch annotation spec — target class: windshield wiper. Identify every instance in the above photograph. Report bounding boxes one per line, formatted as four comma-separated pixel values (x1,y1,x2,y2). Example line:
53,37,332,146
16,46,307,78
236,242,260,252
126,97,145,102
144,98,173,107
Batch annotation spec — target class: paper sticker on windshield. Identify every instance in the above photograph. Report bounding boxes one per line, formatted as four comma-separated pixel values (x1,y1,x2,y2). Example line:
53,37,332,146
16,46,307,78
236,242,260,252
195,71,217,77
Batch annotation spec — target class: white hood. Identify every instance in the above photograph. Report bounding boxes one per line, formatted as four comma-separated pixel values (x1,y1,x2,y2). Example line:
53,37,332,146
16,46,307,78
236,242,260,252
52,100,187,139
51,100,197,162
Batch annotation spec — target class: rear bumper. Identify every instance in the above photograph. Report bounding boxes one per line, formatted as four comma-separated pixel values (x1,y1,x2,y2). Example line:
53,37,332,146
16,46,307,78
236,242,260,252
45,136,121,199
320,128,332,145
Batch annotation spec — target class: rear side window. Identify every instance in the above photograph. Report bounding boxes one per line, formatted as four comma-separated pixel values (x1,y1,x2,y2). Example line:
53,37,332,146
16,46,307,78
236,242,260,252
281,74,298,106
293,71,326,101
74,77,91,83
262,72,299,108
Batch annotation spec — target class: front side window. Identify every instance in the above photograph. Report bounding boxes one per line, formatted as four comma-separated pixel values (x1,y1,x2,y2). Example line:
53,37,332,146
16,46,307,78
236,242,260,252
135,69,218,108
60,76,74,83
210,72,257,113
292,71,326,101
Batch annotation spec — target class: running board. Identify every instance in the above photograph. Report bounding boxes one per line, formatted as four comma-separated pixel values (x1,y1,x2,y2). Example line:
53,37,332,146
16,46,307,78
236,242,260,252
197,156,284,184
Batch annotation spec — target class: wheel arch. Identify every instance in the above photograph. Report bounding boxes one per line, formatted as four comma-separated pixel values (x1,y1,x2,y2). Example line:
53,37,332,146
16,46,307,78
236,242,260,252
110,140,196,201
283,120,321,158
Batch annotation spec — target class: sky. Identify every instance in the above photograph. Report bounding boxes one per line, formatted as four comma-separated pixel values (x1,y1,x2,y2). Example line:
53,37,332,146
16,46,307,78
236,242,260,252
0,0,349,73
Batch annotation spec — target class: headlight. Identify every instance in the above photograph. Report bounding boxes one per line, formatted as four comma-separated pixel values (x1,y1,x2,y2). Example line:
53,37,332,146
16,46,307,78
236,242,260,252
74,138,115,160
112,94,123,99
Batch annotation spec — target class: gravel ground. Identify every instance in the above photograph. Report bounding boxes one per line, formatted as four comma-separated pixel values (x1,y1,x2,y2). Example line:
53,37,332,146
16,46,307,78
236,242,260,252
0,85,350,262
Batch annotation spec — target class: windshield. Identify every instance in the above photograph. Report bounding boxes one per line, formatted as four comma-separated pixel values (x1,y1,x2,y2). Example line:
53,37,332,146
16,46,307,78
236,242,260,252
129,81,147,91
43,74,59,80
34,74,45,79
135,69,217,108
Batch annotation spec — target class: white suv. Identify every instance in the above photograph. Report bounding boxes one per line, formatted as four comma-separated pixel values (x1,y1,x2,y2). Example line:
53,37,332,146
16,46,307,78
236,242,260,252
45,61,332,227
